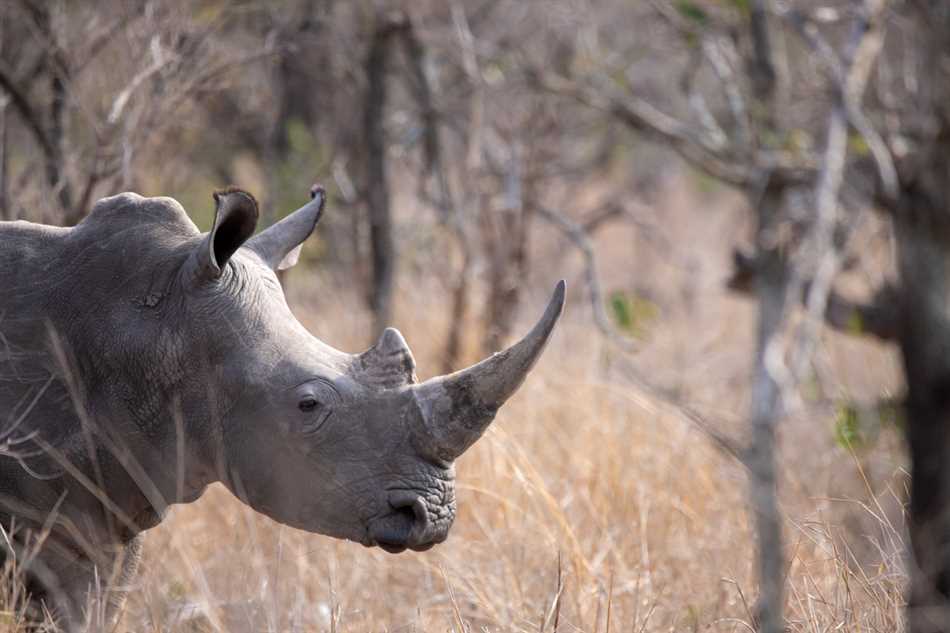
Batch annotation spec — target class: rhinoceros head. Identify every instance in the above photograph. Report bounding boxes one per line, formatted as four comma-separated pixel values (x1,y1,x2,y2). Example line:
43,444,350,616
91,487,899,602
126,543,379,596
181,187,564,553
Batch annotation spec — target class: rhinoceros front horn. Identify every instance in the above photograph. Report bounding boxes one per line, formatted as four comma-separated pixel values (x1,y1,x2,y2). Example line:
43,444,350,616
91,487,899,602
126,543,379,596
411,280,566,462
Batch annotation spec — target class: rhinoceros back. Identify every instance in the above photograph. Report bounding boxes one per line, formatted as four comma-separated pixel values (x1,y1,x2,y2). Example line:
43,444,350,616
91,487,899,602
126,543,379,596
0,193,200,482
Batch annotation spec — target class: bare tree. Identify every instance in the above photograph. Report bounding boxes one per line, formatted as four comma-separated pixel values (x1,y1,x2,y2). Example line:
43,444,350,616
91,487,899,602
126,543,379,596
527,0,894,630
0,2,279,225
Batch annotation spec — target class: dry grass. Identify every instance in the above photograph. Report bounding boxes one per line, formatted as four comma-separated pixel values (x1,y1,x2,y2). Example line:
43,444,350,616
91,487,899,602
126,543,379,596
3,181,908,632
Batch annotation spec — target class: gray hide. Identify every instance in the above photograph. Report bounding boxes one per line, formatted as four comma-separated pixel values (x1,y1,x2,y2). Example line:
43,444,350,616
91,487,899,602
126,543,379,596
0,186,564,629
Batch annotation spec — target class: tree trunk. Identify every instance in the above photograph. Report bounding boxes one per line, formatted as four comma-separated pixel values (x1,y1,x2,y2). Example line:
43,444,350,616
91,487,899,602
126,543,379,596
481,208,529,353
362,18,398,336
31,4,73,221
442,242,472,373
895,6,950,630
481,152,530,354
49,71,72,218
748,184,790,633
0,97,7,221
0,8,7,222
896,175,950,633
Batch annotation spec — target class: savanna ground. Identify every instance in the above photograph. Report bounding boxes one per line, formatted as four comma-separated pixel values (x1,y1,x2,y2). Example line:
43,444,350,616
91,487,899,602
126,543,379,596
0,172,907,632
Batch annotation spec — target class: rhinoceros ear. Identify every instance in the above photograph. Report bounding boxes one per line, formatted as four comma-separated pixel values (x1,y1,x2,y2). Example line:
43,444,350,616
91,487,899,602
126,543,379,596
193,188,259,280
246,185,326,271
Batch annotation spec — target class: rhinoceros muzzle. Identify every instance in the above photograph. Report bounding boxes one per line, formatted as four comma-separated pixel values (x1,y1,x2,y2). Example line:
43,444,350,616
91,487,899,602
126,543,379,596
358,281,566,554
367,490,443,553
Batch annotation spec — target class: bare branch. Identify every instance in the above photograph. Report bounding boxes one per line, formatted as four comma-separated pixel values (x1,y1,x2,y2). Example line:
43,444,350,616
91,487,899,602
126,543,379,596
535,203,637,352
107,38,172,125
531,70,754,187
579,202,625,233
748,0,778,103
74,8,145,76
611,353,750,468
0,62,53,159
780,2,898,203
789,0,892,379
648,3,752,151
703,37,752,150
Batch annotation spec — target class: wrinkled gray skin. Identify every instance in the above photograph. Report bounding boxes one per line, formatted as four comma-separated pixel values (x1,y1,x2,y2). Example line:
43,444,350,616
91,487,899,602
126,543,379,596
0,186,564,630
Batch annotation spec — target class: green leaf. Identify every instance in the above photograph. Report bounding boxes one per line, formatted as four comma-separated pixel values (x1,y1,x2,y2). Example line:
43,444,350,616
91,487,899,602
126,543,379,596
610,292,634,332
676,0,709,26
833,398,902,450
848,133,870,157
783,128,813,155
726,0,750,15
834,403,862,449
846,311,864,335
608,291,659,340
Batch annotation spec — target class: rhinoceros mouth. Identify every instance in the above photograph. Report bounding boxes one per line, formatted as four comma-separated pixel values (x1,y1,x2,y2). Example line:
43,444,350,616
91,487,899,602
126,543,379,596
378,541,409,554
367,492,438,554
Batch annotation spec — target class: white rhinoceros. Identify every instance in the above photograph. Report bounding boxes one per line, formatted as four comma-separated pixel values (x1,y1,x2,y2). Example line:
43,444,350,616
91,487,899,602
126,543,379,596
0,185,564,629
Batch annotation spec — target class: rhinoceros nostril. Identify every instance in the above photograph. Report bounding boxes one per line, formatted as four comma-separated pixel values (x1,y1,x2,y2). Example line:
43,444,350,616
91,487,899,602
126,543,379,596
392,504,416,526
386,492,431,547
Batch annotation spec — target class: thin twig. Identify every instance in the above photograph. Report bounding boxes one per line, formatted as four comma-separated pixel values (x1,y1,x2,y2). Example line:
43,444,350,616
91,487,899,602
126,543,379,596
534,204,637,352
789,0,891,381
779,1,897,202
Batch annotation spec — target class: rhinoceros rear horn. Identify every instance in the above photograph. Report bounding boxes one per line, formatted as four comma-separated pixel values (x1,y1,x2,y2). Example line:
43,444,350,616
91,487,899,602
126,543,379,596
411,280,566,462
194,188,259,279
247,186,326,271
357,327,418,388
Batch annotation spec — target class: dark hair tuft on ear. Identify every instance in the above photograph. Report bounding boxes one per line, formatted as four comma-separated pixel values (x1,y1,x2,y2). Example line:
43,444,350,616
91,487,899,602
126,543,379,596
213,187,259,214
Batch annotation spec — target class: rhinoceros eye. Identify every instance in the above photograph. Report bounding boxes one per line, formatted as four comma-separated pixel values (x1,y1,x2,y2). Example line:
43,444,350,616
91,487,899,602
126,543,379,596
299,397,319,413
295,380,340,434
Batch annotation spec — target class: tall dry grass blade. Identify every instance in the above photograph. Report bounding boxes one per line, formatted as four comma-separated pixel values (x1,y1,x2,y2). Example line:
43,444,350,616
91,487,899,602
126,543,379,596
553,551,563,633
440,565,467,633
538,550,564,633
